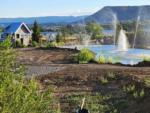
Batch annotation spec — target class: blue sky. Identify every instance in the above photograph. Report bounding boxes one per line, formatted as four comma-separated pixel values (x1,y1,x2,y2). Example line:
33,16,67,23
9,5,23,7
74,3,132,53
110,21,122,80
0,0,150,18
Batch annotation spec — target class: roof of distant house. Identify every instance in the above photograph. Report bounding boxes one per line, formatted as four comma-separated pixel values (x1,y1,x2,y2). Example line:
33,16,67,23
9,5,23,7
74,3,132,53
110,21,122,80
4,22,31,34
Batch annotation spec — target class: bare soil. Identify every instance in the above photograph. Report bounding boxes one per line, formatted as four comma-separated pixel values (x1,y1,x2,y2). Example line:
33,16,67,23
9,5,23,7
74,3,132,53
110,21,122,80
17,47,150,113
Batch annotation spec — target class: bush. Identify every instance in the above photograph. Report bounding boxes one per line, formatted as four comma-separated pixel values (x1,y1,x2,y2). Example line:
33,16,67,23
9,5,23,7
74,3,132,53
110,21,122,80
107,72,116,80
75,48,95,64
139,89,145,98
100,77,109,85
143,56,150,61
107,57,113,64
97,56,113,64
46,42,58,48
32,41,39,47
98,55,106,64
0,44,57,113
144,77,150,88
15,40,25,48
123,84,145,99
132,91,138,98
57,42,65,46
123,85,135,94
0,36,11,49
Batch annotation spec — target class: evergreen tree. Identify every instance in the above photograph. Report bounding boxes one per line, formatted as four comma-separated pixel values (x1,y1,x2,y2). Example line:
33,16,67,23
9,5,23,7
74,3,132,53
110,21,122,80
56,33,63,43
32,21,41,43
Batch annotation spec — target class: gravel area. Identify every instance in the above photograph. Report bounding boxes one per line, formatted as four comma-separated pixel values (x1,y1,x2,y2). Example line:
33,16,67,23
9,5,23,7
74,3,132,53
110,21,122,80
25,65,64,77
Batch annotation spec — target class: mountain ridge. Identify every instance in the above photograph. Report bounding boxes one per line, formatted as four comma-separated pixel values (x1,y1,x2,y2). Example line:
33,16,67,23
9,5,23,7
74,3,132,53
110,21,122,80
84,5,150,24
1,5,150,26
0,15,88,25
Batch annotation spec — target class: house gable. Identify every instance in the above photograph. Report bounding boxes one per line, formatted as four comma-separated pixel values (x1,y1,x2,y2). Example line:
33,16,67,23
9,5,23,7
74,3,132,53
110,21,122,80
16,24,31,34
4,22,31,34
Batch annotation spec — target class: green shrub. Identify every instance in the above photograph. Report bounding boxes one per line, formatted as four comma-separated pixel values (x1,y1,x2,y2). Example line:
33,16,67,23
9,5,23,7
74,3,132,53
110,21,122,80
107,72,116,80
100,77,108,85
46,42,58,48
98,55,106,64
123,85,135,94
75,48,95,64
96,56,114,64
32,41,39,47
123,84,145,99
142,56,150,61
57,42,65,46
144,77,150,88
15,40,25,48
0,36,11,49
0,45,57,113
139,89,145,98
133,91,138,98
107,57,113,64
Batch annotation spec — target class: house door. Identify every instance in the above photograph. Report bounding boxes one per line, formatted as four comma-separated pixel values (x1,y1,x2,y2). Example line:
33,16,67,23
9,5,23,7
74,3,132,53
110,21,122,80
21,38,23,45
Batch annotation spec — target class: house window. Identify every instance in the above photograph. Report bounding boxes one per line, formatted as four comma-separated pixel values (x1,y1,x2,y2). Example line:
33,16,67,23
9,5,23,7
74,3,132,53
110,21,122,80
16,34,20,38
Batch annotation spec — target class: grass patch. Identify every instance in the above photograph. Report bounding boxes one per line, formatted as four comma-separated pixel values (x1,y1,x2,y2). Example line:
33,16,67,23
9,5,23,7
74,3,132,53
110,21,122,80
123,84,145,99
100,72,116,85
98,55,106,64
100,77,109,85
142,56,150,62
97,55,114,64
144,77,150,88
66,92,116,113
107,72,116,80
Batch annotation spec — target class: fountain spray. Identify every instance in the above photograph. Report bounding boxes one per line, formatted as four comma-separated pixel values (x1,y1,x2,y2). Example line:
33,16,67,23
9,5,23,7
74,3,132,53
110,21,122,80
133,16,140,48
117,28,129,51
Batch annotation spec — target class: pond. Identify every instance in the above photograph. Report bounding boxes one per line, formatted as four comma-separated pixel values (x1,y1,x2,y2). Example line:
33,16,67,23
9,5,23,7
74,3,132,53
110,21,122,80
63,45,150,65
87,45,150,65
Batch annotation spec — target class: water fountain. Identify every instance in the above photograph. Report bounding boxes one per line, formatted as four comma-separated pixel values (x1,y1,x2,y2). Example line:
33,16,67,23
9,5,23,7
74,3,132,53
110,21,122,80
113,14,118,45
133,16,140,48
63,8,150,65
132,7,150,49
117,29,129,51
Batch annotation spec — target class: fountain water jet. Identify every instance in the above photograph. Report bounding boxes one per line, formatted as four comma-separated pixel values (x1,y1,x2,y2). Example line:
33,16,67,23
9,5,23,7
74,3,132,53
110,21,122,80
113,14,118,45
117,29,129,51
133,16,140,48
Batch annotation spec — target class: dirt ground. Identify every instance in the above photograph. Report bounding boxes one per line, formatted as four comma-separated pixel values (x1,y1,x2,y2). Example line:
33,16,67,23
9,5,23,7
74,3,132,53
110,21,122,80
17,47,150,113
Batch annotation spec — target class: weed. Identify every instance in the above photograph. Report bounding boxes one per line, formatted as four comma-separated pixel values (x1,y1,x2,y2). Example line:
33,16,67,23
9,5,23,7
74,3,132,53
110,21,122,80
98,55,106,64
100,77,109,85
107,72,116,80
144,77,150,88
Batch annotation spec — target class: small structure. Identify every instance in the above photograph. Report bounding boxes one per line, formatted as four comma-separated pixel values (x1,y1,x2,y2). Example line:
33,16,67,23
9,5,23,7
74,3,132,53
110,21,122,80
103,29,114,36
41,31,58,42
1,22,31,46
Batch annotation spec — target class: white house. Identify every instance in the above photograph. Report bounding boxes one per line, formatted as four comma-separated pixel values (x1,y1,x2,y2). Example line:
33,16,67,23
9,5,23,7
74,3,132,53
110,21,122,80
2,22,31,46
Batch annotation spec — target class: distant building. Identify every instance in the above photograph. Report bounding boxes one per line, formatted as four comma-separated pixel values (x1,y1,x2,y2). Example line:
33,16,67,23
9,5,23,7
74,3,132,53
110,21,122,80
103,29,114,36
1,22,31,46
41,32,58,42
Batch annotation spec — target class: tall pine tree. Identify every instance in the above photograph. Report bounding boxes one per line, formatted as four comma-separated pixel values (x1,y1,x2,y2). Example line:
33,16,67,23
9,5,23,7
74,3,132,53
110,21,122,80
32,21,41,43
